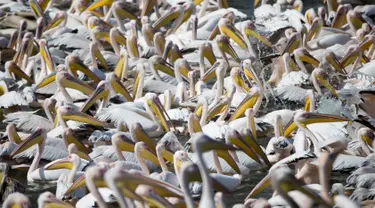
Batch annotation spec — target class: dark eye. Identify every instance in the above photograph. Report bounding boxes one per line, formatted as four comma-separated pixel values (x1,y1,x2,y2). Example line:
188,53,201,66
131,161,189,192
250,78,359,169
268,151,275,155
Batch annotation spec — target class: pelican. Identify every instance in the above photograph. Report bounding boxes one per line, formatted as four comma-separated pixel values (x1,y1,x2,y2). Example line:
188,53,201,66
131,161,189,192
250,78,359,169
0,163,25,201
10,128,70,182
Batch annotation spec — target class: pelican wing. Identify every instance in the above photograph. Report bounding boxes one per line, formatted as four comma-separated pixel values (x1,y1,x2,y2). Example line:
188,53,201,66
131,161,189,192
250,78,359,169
274,86,308,102
0,91,28,108
4,111,53,132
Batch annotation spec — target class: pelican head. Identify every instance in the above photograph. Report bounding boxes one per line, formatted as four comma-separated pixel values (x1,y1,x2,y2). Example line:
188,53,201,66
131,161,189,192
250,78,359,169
153,5,184,31
229,86,262,121
266,137,294,164
218,18,247,49
225,130,262,164
311,67,338,97
135,185,174,208
149,55,175,78
242,20,272,47
55,71,94,95
323,50,345,74
44,153,80,171
39,39,55,72
80,80,110,113
66,142,91,161
5,61,33,84
293,48,320,68
66,55,101,85
3,192,30,208
294,112,349,128
144,93,174,132
38,192,73,208
331,5,349,28
10,128,46,158
57,105,109,127
216,35,241,63
173,150,192,174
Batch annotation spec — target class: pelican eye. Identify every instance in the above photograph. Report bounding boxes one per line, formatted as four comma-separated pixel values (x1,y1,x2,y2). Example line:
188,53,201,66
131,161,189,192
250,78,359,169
268,151,276,155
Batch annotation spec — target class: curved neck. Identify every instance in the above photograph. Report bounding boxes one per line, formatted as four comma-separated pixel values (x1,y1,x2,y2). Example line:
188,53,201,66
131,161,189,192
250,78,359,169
179,168,195,208
68,158,81,182
212,151,223,174
57,111,69,129
196,147,215,206
43,102,54,123
58,87,74,104
200,100,208,126
28,143,44,181
156,146,169,172
295,120,320,153
110,35,121,56
114,142,126,161
86,177,108,208
135,148,150,175
105,176,132,208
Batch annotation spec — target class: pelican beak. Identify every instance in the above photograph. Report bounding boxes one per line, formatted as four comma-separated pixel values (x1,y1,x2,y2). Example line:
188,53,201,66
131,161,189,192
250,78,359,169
200,42,217,65
340,47,364,67
80,82,109,113
294,48,320,67
44,12,66,31
35,71,56,89
296,112,350,126
140,146,161,166
254,0,261,7
86,0,113,12
114,50,128,79
304,96,311,112
153,6,182,30
232,68,249,92
130,123,156,153
359,35,375,51
331,5,348,28
161,150,174,164
217,35,241,63
188,113,202,134
226,130,261,164
347,10,366,31
243,22,272,47
39,39,55,72
56,71,94,95
216,150,241,174
10,129,45,158
283,118,298,137
360,129,374,147
90,41,110,70
66,55,101,84
174,59,191,81
60,107,109,127
218,18,248,49
64,175,86,195
313,69,338,97
29,0,45,19
5,61,34,84
109,74,133,101
280,33,300,55
201,61,221,83
112,2,140,26
241,129,271,167
150,56,175,77
193,0,203,5
206,98,228,121
63,129,90,156
163,43,183,64
91,26,111,44
141,0,156,17
44,157,73,170
44,196,74,208
179,2,194,27
245,173,271,199
306,18,323,41
119,170,183,198
145,96,174,132
127,35,140,58
229,89,260,121
324,51,346,74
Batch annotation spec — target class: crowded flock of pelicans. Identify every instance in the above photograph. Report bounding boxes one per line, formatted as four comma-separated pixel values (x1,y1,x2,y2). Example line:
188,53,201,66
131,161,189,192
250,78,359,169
0,0,375,207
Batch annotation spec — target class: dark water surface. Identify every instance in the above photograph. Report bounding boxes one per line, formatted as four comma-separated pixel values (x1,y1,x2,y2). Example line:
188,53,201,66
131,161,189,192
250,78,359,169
8,0,345,207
